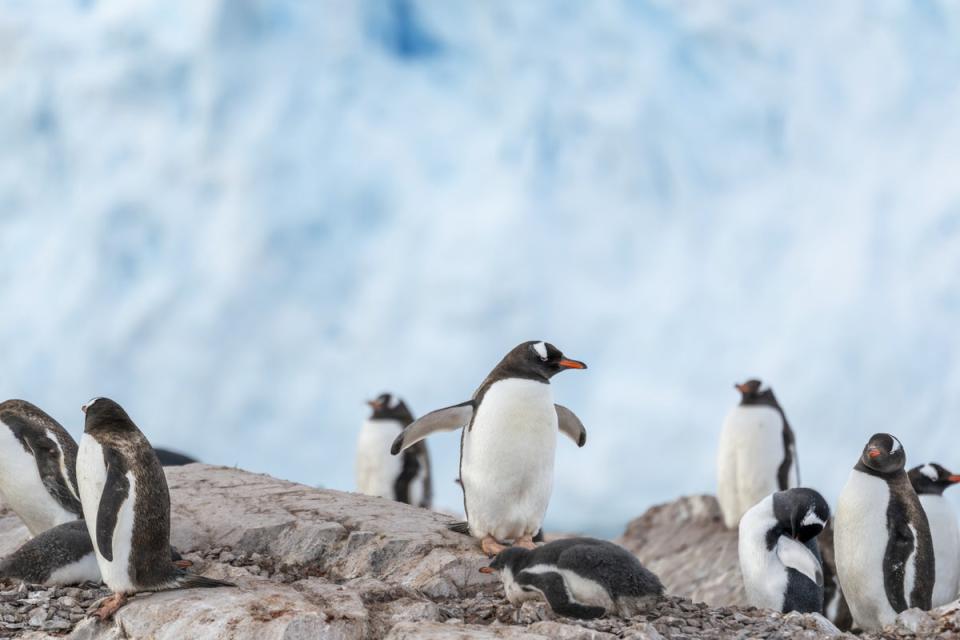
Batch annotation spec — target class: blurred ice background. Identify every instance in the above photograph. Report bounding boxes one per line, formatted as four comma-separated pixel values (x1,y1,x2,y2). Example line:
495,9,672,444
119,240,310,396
2,0,960,536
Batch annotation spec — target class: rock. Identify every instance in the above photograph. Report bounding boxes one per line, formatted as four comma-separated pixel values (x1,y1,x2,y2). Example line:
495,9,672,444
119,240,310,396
385,621,552,639
892,607,936,634
617,495,744,607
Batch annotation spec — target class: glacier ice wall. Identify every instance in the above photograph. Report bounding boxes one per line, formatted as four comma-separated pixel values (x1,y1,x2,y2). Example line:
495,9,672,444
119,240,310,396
2,0,960,533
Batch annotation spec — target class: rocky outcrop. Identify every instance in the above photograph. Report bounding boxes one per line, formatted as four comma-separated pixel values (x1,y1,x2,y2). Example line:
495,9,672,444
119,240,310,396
618,495,744,608
0,468,955,639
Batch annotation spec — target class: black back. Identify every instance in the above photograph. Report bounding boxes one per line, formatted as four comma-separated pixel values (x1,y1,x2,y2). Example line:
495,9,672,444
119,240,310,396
736,380,798,488
489,537,663,599
0,520,92,583
368,393,432,507
0,400,82,517
153,448,198,466
853,433,935,612
84,398,177,588
765,488,829,614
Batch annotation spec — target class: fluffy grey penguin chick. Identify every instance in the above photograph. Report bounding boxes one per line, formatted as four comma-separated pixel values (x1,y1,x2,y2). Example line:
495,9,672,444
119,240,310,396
483,537,664,619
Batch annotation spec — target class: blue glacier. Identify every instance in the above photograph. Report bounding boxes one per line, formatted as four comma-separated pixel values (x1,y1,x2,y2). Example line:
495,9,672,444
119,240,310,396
1,1,960,535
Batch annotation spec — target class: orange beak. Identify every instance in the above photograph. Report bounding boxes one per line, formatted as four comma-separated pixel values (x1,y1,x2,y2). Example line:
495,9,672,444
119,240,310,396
558,358,587,370
867,447,882,459
948,475,960,483
478,566,495,574
367,400,382,410
735,383,748,393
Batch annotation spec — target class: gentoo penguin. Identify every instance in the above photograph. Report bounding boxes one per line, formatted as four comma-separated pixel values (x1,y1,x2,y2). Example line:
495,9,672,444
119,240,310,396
908,462,960,606
717,379,799,529
356,393,431,508
738,488,829,614
152,448,198,466
76,397,233,620
0,400,83,535
480,537,663,619
834,433,935,631
391,340,588,556
0,521,100,585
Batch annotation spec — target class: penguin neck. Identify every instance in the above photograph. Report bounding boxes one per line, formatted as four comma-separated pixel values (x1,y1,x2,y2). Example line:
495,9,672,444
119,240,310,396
854,461,909,486
474,367,550,404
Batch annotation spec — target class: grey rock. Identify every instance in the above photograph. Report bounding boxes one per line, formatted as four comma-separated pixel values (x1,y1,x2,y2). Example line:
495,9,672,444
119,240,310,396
892,607,936,634
617,495,745,607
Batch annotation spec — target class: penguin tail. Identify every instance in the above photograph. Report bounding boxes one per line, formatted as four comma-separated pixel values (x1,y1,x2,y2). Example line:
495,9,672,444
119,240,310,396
446,521,471,536
175,571,236,589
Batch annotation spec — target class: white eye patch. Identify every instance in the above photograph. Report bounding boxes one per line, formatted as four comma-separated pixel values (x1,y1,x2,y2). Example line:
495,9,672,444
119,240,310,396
81,397,104,413
889,436,902,453
532,341,548,361
801,508,825,528
920,464,939,481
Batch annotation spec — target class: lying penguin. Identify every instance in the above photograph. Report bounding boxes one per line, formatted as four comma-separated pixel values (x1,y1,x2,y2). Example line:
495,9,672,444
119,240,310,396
481,537,664,619
738,488,829,614
908,462,960,607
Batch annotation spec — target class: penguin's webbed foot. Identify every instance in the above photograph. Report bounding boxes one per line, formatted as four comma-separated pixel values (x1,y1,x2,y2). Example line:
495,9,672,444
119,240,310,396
481,536,508,557
89,592,128,621
514,535,538,551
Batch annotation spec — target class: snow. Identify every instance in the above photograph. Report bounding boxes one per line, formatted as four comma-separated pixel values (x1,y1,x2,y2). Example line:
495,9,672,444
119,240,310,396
2,0,960,535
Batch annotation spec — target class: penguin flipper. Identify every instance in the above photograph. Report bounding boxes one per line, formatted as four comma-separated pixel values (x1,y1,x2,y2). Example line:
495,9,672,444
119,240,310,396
517,569,606,619
555,405,587,447
776,535,823,587
390,401,474,455
95,449,130,562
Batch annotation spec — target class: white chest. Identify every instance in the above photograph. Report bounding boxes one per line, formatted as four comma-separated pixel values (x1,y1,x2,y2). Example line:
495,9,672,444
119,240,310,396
461,379,557,540
738,496,788,610
834,469,895,630
76,434,137,592
919,493,960,606
0,423,75,535
355,419,404,499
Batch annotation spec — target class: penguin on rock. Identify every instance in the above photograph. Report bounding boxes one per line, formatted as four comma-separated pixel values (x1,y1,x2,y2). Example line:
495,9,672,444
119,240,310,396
717,379,799,529
738,488,830,614
356,393,431,508
390,341,588,556
0,400,83,535
481,537,664,619
834,433,934,631
908,462,960,607
76,398,233,620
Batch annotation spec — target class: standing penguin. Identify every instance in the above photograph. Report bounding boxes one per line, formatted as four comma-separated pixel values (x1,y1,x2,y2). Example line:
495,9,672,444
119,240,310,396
480,537,663,619
76,398,233,620
908,463,960,607
355,393,431,508
739,488,830,614
0,400,83,535
717,380,798,529
834,433,934,631
390,341,588,556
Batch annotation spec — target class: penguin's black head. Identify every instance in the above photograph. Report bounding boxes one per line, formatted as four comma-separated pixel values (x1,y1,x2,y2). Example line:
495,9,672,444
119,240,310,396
82,397,134,433
859,433,906,475
773,488,830,543
482,546,531,574
367,393,414,424
908,463,960,496
501,341,587,381
734,379,778,406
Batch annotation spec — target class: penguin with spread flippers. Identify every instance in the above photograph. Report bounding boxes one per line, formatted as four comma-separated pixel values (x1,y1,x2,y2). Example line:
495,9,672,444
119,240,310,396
0,400,83,535
391,341,588,556
356,393,431,508
834,433,934,631
739,488,829,614
717,380,799,529
76,398,233,620
908,462,960,607
480,537,663,619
